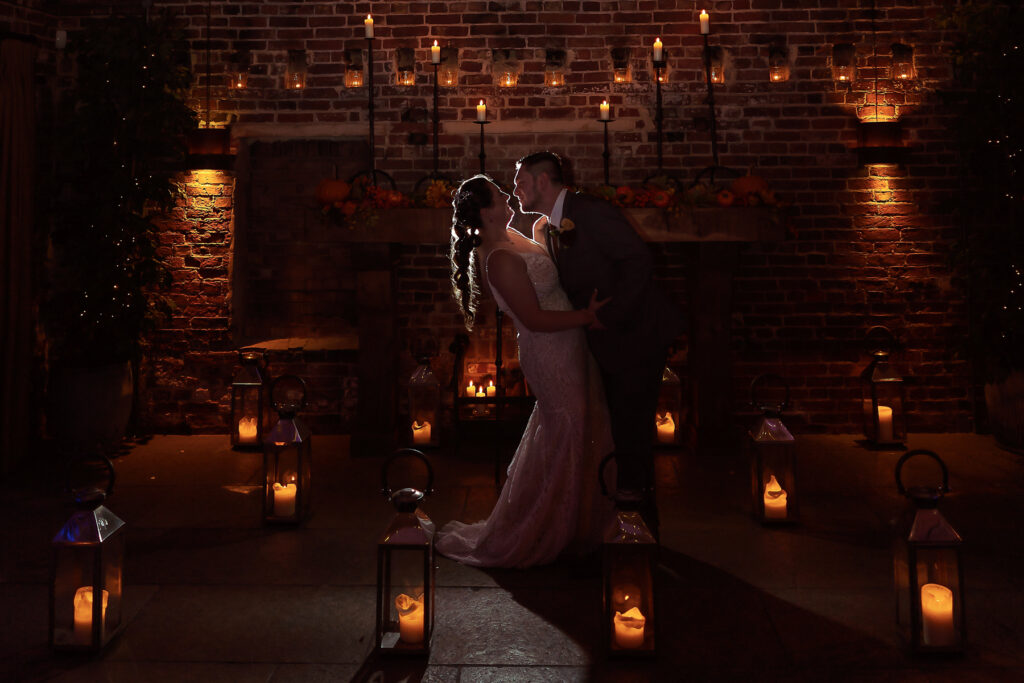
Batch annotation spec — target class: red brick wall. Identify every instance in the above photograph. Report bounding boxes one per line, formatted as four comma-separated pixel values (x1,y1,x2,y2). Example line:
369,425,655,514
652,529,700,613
47,0,969,434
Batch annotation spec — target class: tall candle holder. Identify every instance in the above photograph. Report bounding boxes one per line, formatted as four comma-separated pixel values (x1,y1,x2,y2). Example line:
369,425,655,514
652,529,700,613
360,36,396,190
475,120,490,175
702,33,722,182
600,117,615,187
653,58,666,174
413,61,453,193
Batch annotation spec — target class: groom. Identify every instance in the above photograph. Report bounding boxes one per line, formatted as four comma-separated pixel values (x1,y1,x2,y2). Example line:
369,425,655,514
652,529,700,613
513,151,682,533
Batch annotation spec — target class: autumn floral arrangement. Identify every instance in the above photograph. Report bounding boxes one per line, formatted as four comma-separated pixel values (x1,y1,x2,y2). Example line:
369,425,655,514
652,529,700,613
316,176,456,228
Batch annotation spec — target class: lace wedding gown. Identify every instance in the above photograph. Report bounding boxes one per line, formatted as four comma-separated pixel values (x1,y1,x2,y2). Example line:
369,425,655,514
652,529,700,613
437,246,615,568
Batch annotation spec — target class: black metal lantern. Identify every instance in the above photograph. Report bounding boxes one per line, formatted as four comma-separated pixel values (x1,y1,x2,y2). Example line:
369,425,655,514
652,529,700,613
655,365,683,447
893,449,965,653
376,449,435,656
599,455,656,657
262,375,312,524
860,326,907,447
747,374,797,524
50,456,125,652
231,349,268,450
408,355,440,448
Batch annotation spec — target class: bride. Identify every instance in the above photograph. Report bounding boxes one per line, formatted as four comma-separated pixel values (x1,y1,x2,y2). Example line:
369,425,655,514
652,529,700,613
436,174,614,568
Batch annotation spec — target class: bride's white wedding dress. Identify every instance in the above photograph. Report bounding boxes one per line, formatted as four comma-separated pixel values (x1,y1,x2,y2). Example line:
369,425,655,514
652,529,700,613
436,242,614,568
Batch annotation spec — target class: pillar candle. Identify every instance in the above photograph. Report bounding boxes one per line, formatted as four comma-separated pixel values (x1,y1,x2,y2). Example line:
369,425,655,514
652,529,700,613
656,412,675,444
431,40,440,64
600,100,610,120
877,405,894,442
700,9,710,35
613,607,646,649
763,474,788,519
73,586,109,645
486,380,496,397
412,420,431,445
466,381,476,397
273,482,297,516
364,14,374,39
395,593,425,644
238,416,258,443
653,37,663,62
477,100,487,121
921,583,956,647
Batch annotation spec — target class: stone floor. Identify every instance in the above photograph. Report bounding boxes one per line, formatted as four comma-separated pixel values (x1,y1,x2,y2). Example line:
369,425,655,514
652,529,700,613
2,431,1023,682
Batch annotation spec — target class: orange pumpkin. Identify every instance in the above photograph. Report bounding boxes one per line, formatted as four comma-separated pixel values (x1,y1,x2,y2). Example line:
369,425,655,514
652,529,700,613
729,175,769,199
315,179,351,206
716,189,736,207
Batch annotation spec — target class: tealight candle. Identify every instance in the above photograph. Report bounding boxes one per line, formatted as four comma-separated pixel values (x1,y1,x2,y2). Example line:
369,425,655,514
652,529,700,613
364,14,374,39
921,583,956,647
273,481,297,517
431,40,440,64
600,100,610,120
763,474,788,519
613,607,646,649
653,37,663,62
476,389,486,398
412,420,431,445
395,593,425,643
700,9,710,35
73,586,109,645
476,100,486,122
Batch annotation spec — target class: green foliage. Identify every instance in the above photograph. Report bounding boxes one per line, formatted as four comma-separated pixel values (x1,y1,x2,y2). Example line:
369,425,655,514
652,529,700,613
944,1,1024,379
47,12,196,366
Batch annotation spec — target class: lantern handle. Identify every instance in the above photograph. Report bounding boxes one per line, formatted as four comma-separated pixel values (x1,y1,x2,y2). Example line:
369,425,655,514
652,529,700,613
64,453,116,505
749,373,790,415
381,448,435,499
895,448,949,497
864,325,897,355
270,374,307,416
238,348,268,371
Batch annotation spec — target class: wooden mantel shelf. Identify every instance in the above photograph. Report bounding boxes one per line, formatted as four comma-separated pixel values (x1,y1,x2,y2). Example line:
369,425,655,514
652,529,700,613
338,207,784,244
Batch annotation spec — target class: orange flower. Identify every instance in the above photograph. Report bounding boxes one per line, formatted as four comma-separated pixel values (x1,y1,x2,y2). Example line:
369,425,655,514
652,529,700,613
716,189,735,207
341,201,358,216
615,185,635,205
651,190,671,208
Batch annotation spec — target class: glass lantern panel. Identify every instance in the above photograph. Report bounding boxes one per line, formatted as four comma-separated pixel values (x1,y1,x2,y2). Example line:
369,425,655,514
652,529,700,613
605,547,655,653
232,385,263,447
750,432,796,522
865,381,905,444
655,367,682,445
264,444,308,522
913,547,963,649
409,363,441,447
379,545,433,650
52,536,124,649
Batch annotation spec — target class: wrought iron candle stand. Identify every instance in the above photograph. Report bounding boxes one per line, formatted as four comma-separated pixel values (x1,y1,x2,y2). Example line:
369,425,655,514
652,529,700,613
364,35,396,189
600,116,615,186
696,33,727,187
653,58,666,174
475,120,490,175
413,61,453,193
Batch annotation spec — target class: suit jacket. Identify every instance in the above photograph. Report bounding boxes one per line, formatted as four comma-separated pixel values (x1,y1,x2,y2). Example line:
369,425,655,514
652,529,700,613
543,191,683,375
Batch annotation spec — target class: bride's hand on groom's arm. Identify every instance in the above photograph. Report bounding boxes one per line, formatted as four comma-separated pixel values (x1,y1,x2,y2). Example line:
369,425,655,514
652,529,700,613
586,289,610,331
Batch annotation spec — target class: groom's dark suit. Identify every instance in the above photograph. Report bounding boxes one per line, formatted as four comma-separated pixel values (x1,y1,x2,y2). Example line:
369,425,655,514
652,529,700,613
541,191,683,504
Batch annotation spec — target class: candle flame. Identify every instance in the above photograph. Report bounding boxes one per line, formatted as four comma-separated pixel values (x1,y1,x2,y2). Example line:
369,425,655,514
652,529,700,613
366,14,372,20
764,474,784,496
433,39,438,47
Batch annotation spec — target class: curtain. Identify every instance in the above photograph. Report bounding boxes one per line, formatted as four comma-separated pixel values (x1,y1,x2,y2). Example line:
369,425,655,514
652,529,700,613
0,37,36,473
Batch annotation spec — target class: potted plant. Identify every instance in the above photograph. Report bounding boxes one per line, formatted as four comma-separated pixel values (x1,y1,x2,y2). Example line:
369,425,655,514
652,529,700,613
45,11,195,452
944,1,1024,448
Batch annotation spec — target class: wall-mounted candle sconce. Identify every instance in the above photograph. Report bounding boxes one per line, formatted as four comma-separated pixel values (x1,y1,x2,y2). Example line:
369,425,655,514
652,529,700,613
230,51,251,90
611,47,631,84
833,43,856,83
396,47,415,86
891,43,915,81
707,46,725,84
545,49,566,87
768,45,790,82
345,49,364,88
286,49,307,89
492,49,519,87
439,47,458,86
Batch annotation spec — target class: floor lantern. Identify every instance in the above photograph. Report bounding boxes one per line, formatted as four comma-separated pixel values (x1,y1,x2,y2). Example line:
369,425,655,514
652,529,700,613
231,349,268,450
376,449,435,656
655,365,682,446
50,455,125,652
894,449,965,654
599,454,656,657
262,375,312,524
747,374,797,524
860,326,907,447
408,354,440,448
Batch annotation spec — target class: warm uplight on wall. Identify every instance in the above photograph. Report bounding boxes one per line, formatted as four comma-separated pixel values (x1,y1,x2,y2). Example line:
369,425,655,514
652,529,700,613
768,46,789,82
286,49,307,89
832,43,856,82
891,43,915,81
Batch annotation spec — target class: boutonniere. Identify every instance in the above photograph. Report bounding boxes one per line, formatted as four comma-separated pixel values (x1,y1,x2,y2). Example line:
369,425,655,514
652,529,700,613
548,217,577,247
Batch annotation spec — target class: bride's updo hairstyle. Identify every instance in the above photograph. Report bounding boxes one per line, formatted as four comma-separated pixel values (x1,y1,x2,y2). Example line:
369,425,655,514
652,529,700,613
450,174,494,331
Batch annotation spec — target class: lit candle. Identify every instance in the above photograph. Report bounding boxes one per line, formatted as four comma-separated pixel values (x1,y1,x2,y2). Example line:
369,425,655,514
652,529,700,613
395,593,425,644
600,100,610,120
476,388,486,398
613,607,646,649
364,14,374,39
877,405,894,442
763,474,788,519
431,40,440,64
656,412,675,444
466,381,476,397
476,100,486,122
73,586,109,645
412,420,431,445
921,583,956,647
272,481,297,517
700,9,710,35
653,37,663,62
486,380,496,397
238,416,258,443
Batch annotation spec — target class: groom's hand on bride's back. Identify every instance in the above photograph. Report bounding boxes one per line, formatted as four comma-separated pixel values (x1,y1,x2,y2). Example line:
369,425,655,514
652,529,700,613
587,289,610,330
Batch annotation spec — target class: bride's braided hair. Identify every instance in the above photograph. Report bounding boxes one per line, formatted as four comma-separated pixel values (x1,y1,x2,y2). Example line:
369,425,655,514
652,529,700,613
449,175,494,331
